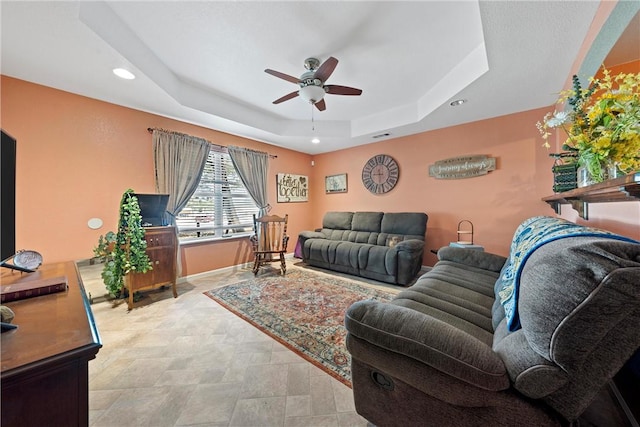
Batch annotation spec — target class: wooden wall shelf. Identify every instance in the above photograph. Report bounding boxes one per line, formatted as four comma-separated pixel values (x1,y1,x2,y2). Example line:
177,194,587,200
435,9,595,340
542,172,640,219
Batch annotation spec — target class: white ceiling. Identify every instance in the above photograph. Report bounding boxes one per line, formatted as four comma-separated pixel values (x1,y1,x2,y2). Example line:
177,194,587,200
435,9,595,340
0,1,633,155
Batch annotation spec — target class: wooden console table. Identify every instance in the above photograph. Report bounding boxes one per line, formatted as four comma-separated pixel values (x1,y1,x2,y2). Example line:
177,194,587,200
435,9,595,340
542,172,640,219
1,262,102,427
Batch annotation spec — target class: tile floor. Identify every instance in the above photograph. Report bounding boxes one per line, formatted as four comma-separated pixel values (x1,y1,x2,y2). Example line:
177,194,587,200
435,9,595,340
81,259,398,427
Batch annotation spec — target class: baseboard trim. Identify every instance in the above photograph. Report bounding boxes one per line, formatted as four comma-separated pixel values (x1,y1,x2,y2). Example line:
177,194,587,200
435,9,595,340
178,252,297,283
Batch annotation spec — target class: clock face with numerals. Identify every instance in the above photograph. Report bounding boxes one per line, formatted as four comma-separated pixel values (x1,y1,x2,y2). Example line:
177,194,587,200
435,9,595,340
362,154,399,194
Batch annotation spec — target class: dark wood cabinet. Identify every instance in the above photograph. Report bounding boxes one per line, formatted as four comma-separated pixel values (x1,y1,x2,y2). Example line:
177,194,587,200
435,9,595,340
1,262,102,427
126,226,177,309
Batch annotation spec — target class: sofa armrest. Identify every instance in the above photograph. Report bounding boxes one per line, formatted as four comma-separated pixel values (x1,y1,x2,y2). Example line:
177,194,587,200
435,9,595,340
437,246,506,272
298,231,326,260
393,239,425,285
345,300,509,391
395,239,423,252
299,230,326,240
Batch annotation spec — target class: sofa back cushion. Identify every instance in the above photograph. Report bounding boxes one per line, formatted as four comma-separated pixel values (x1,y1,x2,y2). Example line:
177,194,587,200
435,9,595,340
518,236,640,369
320,211,427,246
323,211,354,230
381,212,428,240
352,212,384,232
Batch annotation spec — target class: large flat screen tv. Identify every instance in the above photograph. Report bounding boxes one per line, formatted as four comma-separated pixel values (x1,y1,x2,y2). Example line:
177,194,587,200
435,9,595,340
134,193,170,227
1,130,16,261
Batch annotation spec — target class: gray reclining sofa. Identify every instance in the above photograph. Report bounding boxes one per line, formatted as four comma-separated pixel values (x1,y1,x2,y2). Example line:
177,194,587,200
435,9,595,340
345,216,640,426
298,211,428,285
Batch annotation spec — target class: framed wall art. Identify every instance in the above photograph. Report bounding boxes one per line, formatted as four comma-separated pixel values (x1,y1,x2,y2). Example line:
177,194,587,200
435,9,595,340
325,173,348,194
276,173,308,203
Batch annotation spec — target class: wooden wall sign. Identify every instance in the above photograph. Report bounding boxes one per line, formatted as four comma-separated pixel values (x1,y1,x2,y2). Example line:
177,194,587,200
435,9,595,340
277,173,308,202
429,155,496,179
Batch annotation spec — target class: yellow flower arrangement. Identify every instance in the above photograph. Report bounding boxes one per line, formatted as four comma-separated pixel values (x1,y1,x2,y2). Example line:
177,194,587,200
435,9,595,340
537,68,640,182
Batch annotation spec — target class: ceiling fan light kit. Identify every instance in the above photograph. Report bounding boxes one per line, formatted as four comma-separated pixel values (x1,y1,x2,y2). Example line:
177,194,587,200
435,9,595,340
299,85,326,104
265,56,362,111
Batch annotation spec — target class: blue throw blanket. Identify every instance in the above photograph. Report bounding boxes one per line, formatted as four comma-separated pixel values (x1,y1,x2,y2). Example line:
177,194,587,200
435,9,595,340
496,216,638,332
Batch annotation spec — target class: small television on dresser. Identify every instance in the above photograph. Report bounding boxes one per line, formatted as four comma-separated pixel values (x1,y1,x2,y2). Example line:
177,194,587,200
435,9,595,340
133,193,170,227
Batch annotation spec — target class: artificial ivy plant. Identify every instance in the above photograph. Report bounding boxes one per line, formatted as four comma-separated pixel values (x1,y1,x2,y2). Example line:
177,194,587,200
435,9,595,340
95,189,152,297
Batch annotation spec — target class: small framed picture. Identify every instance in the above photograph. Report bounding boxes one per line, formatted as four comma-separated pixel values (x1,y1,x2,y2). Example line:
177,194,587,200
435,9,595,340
325,173,348,194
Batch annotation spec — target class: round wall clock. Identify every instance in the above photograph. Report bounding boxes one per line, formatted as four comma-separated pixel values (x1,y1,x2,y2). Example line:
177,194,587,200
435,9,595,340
361,154,400,194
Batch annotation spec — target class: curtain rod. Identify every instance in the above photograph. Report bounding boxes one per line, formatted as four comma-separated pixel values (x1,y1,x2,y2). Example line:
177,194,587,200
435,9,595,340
147,127,277,158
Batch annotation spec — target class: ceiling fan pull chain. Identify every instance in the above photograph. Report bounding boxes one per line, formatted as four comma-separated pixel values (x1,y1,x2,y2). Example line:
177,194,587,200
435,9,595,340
311,103,315,131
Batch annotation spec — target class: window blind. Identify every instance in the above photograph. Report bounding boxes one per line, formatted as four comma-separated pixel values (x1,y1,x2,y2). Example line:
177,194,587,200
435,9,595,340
176,151,258,239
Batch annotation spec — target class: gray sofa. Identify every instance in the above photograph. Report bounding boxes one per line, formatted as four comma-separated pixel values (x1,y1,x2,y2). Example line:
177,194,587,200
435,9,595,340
298,211,428,285
345,216,640,426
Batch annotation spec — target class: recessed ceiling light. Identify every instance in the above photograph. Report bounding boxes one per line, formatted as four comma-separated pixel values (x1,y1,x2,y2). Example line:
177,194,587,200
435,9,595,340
113,68,135,80
450,99,467,106
311,138,320,144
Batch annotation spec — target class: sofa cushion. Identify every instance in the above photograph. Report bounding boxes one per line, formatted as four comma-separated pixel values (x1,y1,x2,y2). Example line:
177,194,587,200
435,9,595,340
381,212,428,239
333,241,363,269
352,212,384,232
345,300,510,392
306,238,342,264
351,230,379,245
399,263,498,346
322,211,353,229
438,246,506,273
361,245,397,276
320,229,345,241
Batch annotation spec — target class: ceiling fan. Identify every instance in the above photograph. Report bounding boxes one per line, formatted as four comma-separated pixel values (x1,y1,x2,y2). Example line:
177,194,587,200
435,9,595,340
265,57,362,111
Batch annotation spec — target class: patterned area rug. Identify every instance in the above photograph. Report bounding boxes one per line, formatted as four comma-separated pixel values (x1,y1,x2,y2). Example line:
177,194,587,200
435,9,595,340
204,268,394,387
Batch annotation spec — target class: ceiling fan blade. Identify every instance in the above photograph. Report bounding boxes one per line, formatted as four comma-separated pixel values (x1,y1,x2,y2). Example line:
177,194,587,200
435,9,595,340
314,99,326,111
265,69,300,84
314,57,338,82
273,91,299,104
325,85,363,96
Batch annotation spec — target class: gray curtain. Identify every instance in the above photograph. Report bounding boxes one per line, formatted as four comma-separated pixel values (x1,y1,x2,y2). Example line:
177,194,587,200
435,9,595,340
153,129,210,275
227,146,270,217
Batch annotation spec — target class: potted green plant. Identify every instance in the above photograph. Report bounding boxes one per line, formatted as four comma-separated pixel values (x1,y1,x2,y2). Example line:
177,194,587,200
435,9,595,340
96,189,152,297
537,68,640,186
93,231,116,263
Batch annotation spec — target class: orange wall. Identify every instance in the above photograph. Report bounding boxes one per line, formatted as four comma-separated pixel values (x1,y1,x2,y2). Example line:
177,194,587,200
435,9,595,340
2,76,639,276
1,76,314,275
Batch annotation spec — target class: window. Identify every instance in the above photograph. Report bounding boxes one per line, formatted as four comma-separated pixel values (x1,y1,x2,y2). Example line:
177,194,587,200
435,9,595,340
176,150,259,240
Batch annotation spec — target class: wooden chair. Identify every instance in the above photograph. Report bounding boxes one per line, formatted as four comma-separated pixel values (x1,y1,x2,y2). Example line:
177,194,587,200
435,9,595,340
250,214,289,275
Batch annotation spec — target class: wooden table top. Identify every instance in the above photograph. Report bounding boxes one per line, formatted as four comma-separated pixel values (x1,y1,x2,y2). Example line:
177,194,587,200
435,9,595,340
1,262,102,376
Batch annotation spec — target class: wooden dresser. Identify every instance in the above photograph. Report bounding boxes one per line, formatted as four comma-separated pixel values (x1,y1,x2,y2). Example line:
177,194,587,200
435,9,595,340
126,225,178,309
1,262,102,427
